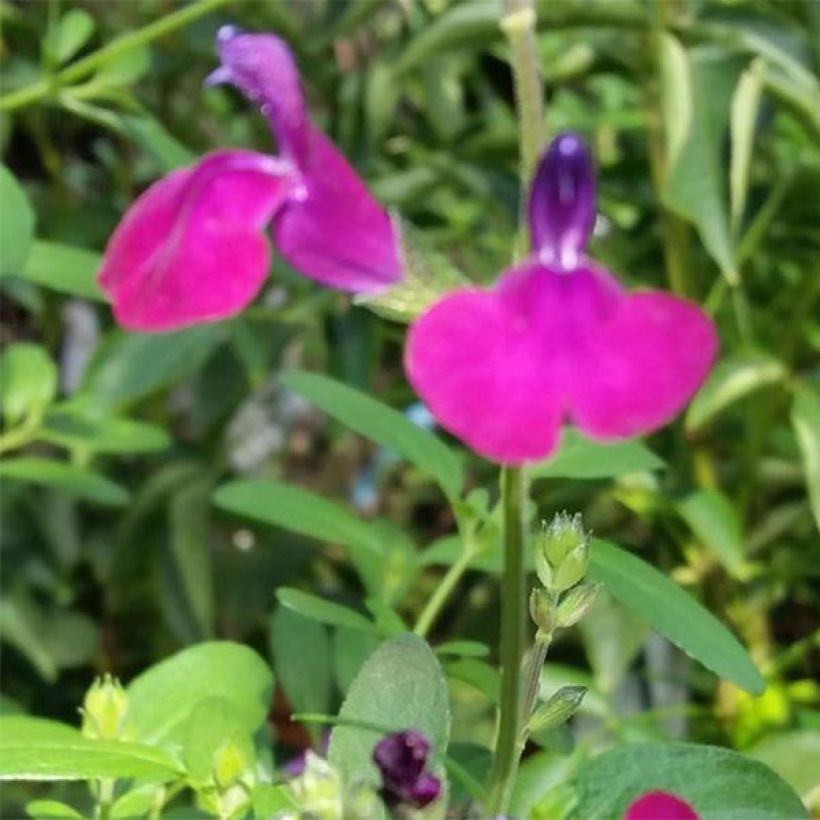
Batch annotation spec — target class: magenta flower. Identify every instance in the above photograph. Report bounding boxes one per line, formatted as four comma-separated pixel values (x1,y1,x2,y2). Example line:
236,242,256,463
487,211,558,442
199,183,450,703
405,134,717,464
373,730,441,810
98,26,401,331
625,790,699,820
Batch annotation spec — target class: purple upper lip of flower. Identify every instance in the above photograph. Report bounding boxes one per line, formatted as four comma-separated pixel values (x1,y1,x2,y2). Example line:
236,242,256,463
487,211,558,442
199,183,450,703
405,132,718,464
373,730,441,809
97,26,401,332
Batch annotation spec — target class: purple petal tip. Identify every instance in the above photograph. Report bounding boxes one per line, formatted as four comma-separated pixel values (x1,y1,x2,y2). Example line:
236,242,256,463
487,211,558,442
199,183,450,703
216,25,242,45
529,131,596,269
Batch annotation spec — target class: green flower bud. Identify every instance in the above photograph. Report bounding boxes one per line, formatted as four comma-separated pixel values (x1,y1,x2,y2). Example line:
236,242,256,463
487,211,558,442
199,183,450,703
529,588,555,636
552,541,590,593
556,582,600,627
288,752,343,819
542,512,587,568
213,739,250,790
81,674,130,741
526,685,588,734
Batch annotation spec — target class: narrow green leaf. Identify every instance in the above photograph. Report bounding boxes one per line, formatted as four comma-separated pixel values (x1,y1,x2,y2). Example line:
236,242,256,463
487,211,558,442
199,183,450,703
276,588,378,635
81,326,223,411
569,742,807,819
791,384,820,531
588,540,764,694
0,458,129,506
445,658,500,702
52,10,95,63
664,49,744,282
110,784,163,819
213,479,383,559
126,642,273,748
26,799,84,818
730,59,765,235
0,718,181,781
659,32,692,170
686,352,786,433
328,635,450,806
282,371,463,498
678,489,745,574
93,45,150,88
271,606,333,724
20,240,105,301
0,343,57,425
434,640,489,658
0,164,35,276
532,430,664,479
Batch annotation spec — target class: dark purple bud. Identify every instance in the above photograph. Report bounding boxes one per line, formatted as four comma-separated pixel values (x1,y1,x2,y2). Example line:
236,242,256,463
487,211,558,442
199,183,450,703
373,730,440,809
528,133,596,270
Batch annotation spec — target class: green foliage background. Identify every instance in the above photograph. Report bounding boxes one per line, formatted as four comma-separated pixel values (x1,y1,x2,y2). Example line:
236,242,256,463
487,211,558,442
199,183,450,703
1,0,818,816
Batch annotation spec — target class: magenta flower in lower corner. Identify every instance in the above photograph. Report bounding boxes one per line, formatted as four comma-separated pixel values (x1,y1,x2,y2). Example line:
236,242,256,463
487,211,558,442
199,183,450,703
625,790,699,820
405,134,717,464
98,26,400,331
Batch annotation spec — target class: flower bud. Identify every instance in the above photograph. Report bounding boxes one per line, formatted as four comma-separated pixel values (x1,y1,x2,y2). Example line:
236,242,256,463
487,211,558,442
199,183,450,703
556,582,600,627
552,541,590,593
529,588,555,636
81,674,130,741
288,752,343,819
526,685,587,734
543,512,587,567
213,739,250,789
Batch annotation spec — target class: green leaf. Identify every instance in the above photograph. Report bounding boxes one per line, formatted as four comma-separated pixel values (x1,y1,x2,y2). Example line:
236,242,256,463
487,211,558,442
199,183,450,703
510,750,580,819
20,240,104,301
531,430,664,479
0,458,129,506
677,488,746,574
686,352,786,433
120,114,195,173
588,540,764,694
730,59,765,235
0,164,35,276
93,45,151,88
26,799,84,818
333,627,381,694
748,729,820,798
659,32,692,170
0,343,57,425
445,658,500,703
791,385,820,532
40,405,171,454
271,606,333,726
213,479,384,560
276,588,378,635
0,717,181,782
110,785,164,819
568,742,807,819
328,635,450,800
252,784,299,817
126,642,273,748
664,49,744,282
81,326,223,411
52,10,95,63
170,478,214,637
434,640,489,658
282,371,463,498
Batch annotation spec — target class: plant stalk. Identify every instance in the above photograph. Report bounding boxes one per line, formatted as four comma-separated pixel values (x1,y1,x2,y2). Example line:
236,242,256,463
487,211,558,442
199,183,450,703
484,465,527,816
413,542,477,638
0,0,233,112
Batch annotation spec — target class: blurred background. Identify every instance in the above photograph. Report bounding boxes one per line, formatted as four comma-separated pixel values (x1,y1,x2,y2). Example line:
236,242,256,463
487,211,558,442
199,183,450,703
1,0,819,814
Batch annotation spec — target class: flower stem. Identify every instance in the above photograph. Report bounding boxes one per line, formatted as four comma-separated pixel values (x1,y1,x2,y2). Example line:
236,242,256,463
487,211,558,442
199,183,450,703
484,465,527,816
0,0,233,112
413,542,477,638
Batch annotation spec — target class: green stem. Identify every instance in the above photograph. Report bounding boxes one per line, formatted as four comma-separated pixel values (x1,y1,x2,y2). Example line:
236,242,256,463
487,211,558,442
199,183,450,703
0,0,233,112
413,541,477,638
484,465,527,816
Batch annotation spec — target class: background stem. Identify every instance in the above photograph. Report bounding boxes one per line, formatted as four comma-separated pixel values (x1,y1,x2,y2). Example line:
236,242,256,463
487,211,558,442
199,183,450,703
484,465,527,815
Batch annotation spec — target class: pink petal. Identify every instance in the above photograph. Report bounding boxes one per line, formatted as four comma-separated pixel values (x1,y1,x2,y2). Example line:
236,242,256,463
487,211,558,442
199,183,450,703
98,150,293,331
273,131,402,292
405,262,716,464
625,791,699,820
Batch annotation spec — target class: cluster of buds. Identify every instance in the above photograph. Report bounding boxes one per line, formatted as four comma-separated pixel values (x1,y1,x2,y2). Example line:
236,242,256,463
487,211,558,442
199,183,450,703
530,512,599,640
80,674,131,741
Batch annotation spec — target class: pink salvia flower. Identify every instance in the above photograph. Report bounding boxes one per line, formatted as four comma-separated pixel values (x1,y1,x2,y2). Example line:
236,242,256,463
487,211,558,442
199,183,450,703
98,26,401,331
625,790,699,820
405,134,718,464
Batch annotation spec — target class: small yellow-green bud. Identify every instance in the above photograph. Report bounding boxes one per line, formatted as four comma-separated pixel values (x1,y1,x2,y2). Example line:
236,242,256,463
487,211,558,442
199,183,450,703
529,588,555,636
288,752,343,819
552,541,590,592
543,512,587,567
81,674,130,740
213,739,250,790
556,582,600,627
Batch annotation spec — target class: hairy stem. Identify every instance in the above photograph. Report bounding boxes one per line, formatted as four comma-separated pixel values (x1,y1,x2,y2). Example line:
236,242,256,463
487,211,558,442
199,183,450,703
484,465,527,816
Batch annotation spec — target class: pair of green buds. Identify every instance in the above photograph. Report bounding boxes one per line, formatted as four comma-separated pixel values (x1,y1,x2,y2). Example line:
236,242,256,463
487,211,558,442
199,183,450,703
529,512,600,642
